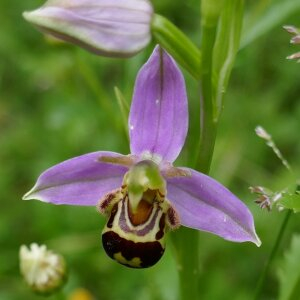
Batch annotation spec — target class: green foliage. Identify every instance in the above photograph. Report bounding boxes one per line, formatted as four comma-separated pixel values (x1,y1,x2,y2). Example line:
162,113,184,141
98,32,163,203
242,0,300,48
114,86,129,139
151,14,201,80
213,0,244,118
0,0,300,299
201,0,225,26
278,194,300,213
278,234,300,300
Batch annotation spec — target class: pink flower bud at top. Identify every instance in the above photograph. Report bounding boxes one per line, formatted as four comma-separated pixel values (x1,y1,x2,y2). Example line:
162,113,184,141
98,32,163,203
23,0,153,57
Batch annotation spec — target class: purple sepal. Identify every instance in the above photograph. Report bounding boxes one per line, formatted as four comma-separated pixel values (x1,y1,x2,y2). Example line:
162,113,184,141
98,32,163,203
166,168,261,246
23,151,128,206
129,45,188,163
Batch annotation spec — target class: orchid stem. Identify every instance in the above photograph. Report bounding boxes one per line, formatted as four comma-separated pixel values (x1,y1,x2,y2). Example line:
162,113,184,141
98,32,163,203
194,0,220,173
174,8,219,300
172,228,200,300
254,210,292,300
196,21,218,173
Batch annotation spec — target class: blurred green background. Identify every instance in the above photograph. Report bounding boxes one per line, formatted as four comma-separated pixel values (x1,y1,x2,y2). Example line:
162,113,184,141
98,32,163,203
0,0,299,299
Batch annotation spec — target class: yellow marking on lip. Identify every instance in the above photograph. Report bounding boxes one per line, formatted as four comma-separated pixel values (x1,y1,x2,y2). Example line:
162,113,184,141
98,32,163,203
113,252,142,268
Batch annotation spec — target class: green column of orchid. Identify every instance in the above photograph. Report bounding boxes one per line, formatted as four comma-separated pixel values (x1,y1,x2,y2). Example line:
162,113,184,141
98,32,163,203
152,1,244,298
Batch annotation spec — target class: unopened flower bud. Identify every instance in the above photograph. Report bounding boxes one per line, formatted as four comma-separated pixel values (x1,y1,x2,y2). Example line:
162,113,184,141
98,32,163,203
287,52,300,61
291,35,300,45
23,0,153,57
283,25,300,62
20,243,67,294
283,25,300,35
255,126,271,141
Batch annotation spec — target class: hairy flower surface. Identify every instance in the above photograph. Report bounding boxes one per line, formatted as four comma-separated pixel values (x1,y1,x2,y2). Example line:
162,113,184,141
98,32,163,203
23,0,153,57
24,46,261,268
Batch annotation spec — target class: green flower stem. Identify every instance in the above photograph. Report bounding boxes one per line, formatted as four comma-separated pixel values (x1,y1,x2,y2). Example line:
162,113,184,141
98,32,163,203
151,14,201,80
254,210,292,300
173,33,217,293
167,1,244,298
195,17,219,174
171,228,200,300
213,0,244,118
173,4,222,299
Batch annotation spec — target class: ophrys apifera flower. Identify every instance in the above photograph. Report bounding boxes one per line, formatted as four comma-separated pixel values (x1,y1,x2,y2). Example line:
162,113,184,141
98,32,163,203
23,46,261,268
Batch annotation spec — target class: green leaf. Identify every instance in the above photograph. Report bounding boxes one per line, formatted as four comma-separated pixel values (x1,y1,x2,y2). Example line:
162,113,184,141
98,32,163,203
278,194,300,213
151,14,201,80
278,234,300,300
114,86,129,140
201,0,225,26
213,0,244,119
241,0,300,48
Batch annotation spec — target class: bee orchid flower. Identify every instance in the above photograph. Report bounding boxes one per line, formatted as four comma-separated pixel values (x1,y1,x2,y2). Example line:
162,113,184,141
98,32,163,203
23,46,261,268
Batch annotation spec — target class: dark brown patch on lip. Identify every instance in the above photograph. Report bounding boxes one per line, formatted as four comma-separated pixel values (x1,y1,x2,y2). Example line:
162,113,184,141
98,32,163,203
99,192,115,211
102,231,165,268
155,213,165,240
167,206,180,228
106,204,118,228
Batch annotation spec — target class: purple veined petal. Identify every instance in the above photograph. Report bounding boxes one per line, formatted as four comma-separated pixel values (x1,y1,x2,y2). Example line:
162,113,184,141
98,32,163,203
129,45,188,163
166,168,261,246
23,0,153,57
23,151,129,206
